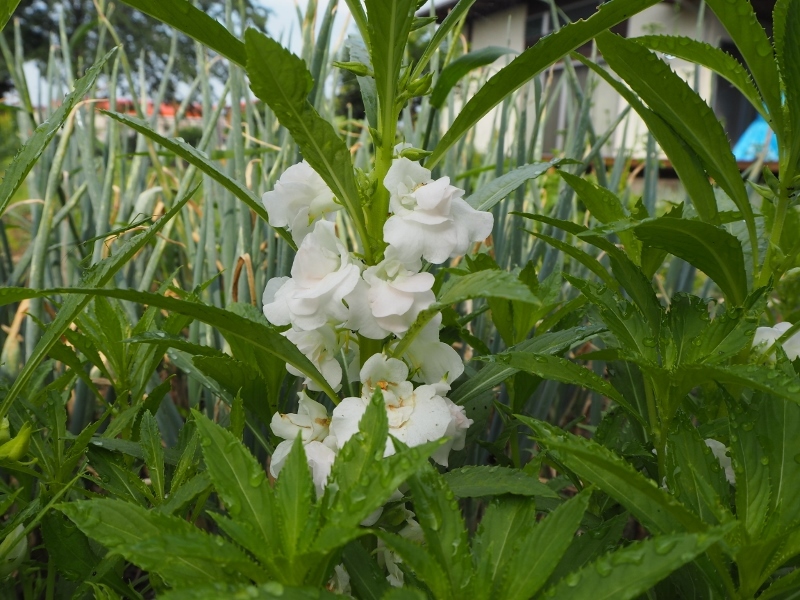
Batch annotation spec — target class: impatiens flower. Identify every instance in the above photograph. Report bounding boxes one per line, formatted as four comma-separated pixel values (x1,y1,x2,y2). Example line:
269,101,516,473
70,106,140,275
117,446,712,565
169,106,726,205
433,396,473,467
284,326,344,392
752,322,800,361
704,438,735,485
346,250,435,338
270,391,331,442
382,158,493,267
262,161,341,245
262,220,361,331
269,439,337,498
397,318,464,385
330,353,461,465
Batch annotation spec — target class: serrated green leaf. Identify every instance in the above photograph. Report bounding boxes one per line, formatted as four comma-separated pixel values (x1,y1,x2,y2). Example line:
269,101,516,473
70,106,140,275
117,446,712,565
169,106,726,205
406,464,472,598
193,355,273,426
572,54,719,227
520,417,706,534
244,30,369,253
430,46,517,108
439,270,537,305
683,364,800,405
275,437,319,561
634,218,747,305
544,530,726,600
117,0,245,66
341,541,391,600
59,499,266,586
0,0,20,32
450,325,604,405
498,491,591,600
596,32,756,259
426,0,660,167
376,532,450,599
527,230,616,287
495,352,645,426
139,411,165,503
443,465,558,498
40,512,102,582
0,48,116,218
703,0,782,133
665,414,731,524
779,0,800,169
192,411,278,565
466,159,563,211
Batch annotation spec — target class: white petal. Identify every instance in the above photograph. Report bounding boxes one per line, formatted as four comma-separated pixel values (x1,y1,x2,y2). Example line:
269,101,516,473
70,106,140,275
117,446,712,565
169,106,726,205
384,158,431,199
269,439,294,479
262,277,292,326
305,440,337,498
345,279,390,339
330,397,369,449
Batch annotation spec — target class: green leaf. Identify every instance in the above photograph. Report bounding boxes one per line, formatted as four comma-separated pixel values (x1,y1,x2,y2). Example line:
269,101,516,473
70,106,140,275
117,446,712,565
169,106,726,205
29,286,336,401
116,0,245,66
275,438,318,561
681,364,800,406
703,0,782,133
0,48,116,218
498,491,591,600
192,411,278,565
363,0,416,130
449,325,604,405
494,352,645,426
443,465,558,499
543,530,726,600
634,218,747,305
412,0,477,79
559,171,642,260
158,583,343,600
466,159,564,211
193,355,273,426
244,30,368,252
100,110,294,248
426,0,660,167
778,0,800,169
633,35,768,122
0,0,20,32
316,393,440,553
430,46,517,108
40,512,102,582
572,54,719,227
341,541,391,600
139,411,165,503
376,532,450,599
406,463,472,598
439,270,538,305
59,499,266,586
527,230,616,287
0,183,197,420
595,32,756,257
665,414,731,524
520,417,706,534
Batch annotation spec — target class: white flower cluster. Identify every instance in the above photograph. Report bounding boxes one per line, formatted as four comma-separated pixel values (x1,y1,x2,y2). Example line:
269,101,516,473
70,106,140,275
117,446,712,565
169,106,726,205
261,156,493,492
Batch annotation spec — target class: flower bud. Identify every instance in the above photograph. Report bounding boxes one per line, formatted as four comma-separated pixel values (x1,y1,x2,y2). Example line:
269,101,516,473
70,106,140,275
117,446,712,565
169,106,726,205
0,423,32,462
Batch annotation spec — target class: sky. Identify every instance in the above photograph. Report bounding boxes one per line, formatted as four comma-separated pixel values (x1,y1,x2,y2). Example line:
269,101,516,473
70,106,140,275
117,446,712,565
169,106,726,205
264,0,354,55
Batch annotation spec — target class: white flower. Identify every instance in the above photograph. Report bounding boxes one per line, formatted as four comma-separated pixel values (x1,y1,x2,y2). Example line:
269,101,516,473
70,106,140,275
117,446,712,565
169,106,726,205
359,353,414,406
704,438,735,485
382,158,493,267
270,392,331,442
328,564,351,595
262,161,341,245
432,397,472,467
270,439,337,498
397,318,464,385
262,221,361,331
284,326,344,392
345,249,435,339
753,322,800,361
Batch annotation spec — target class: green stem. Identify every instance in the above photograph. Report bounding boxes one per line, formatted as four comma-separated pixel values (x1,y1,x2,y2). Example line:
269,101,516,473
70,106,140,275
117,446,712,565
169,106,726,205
757,163,796,288
370,143,394,249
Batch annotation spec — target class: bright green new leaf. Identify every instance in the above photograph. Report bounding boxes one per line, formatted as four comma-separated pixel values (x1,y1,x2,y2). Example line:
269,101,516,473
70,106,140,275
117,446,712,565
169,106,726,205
426,0,660,167
117,0,246,66
634,218,748,306
0,47,116,219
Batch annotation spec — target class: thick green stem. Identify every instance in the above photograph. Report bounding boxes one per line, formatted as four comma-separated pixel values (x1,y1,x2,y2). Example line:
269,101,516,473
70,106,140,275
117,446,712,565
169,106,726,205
370,143,394,252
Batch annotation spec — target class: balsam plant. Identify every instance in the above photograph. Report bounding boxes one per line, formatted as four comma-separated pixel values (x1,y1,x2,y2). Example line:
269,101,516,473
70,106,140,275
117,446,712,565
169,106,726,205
0,0,800,597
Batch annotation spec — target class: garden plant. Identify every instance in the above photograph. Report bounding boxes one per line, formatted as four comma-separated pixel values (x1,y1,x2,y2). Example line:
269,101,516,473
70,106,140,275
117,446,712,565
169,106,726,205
0,0,800,597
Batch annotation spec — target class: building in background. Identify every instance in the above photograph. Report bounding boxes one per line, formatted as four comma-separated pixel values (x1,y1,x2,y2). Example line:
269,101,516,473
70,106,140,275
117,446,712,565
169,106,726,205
427,0,775,162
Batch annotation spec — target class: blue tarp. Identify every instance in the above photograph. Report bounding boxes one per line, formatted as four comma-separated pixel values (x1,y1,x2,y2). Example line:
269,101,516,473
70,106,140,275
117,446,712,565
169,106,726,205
732,113,778,162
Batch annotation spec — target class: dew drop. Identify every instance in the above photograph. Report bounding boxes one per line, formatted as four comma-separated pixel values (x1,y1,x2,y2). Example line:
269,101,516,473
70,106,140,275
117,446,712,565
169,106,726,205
655,538,677,555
